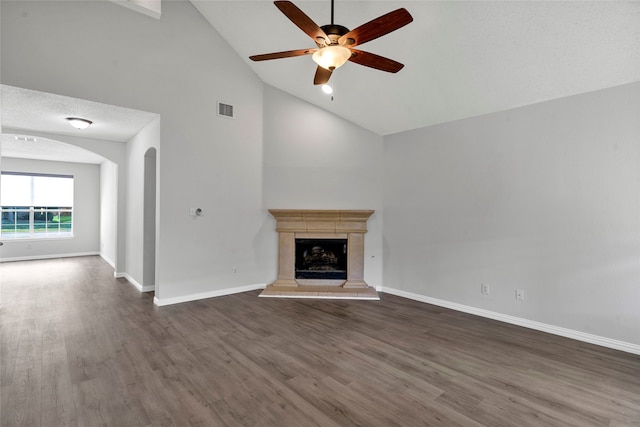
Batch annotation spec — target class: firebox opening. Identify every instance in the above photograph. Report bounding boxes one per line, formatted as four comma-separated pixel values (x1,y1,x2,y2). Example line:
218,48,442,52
295,238,347,280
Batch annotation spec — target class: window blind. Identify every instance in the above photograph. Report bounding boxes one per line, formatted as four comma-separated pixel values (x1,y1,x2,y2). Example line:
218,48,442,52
1,172,74,206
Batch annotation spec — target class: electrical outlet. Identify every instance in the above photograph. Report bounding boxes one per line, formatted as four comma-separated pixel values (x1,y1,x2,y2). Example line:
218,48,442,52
481,283,490,295
516,289,525,300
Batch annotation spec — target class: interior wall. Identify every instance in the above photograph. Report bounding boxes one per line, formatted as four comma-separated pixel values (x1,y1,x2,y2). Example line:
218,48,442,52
2,128,128,272
100,159,118,268
383,82,640,345
143,147,157,289
0,157,101,261
1,0,266,301
125,117,159,288
262,85,385,288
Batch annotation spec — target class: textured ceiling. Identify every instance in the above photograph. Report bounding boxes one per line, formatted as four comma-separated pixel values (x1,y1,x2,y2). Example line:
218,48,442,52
1,134,105,165
193,0,640,135
1,85,158,163
1,85,158,143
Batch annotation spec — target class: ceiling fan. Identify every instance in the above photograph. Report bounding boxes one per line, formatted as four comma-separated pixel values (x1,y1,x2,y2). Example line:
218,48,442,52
249,0,413,85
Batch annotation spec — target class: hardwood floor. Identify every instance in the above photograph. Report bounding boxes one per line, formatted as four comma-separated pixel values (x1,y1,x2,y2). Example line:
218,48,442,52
1,256,639,426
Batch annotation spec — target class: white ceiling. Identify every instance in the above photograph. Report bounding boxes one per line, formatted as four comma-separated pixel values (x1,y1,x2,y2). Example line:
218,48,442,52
1,0,638,164
1,134,106,165
1,85,158,143
1,85,158,164
193,0,640,135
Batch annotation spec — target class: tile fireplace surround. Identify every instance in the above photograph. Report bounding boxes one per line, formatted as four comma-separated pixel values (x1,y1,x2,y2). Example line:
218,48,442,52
259,209,379,300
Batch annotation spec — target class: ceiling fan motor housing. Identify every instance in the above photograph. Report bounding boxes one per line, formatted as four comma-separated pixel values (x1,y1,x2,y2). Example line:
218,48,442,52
320,24,352,45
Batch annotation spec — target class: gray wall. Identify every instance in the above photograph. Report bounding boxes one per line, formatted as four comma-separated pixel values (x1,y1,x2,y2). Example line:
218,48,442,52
1,0,386,300
125,118,159,286
1,157,101,260
383,82,640,345
2,0,265,301
2,0,638,349
2,128,128,272
262,85,385,287
100,159,118,268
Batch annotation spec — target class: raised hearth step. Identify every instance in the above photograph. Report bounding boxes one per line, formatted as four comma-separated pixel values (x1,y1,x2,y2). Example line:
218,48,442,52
259,285,379,300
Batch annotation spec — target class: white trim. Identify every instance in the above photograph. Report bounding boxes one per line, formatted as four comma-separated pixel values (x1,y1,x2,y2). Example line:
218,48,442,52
121,273,155,293
259,293,380,300
154,283,266,306
100,253,115,269
0,236,75,242
382,287,640,356
0,251,99,263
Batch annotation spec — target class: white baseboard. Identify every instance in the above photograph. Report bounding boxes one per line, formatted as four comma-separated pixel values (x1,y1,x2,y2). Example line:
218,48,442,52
154,283,266,307
119,273,155,293
100,253,115,269
382,287,640,356
0,251,100,263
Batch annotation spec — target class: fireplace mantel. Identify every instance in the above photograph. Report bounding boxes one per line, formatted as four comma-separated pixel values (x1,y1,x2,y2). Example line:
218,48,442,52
260,209,379,299
268,209,374,234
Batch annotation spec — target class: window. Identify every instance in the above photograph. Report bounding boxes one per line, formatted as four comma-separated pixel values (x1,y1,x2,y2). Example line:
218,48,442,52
1,172,74,239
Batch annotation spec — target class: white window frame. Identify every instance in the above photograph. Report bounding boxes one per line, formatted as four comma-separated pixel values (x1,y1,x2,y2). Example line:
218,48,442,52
0,172,74,240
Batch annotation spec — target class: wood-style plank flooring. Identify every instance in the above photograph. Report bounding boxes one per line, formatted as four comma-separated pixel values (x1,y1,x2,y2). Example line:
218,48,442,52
1,256,639,426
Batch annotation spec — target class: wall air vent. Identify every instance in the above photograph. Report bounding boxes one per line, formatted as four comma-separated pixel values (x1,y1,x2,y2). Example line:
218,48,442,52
217,102,234,118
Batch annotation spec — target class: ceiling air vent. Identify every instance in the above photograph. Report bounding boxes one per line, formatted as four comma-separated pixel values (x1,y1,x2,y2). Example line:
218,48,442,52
217,102,234,118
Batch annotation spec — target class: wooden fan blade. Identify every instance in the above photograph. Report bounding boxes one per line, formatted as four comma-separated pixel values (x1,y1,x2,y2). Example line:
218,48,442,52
348,49,404,73
339,8,413,47
275,1,330,46
313,66,332,85
250,48,316,61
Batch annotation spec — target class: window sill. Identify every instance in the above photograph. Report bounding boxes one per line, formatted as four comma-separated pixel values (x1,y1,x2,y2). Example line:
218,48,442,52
1,235,75,242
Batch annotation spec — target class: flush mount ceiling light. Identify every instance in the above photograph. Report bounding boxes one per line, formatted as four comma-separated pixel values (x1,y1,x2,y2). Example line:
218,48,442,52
66,117,93,130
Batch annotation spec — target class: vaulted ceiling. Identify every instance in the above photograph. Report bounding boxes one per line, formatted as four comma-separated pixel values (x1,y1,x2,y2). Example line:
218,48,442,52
193,0,640,135
1,0,639,151
1,85,158,164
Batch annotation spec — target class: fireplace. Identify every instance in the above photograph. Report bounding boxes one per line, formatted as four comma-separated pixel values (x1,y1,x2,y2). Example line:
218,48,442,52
260,209,378,299
295,238,347,280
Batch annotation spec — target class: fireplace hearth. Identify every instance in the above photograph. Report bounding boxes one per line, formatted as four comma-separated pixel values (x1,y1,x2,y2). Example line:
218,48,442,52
259,209,379,299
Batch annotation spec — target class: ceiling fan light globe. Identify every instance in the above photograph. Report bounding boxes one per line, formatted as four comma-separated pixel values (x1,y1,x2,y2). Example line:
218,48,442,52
312,45,351,71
